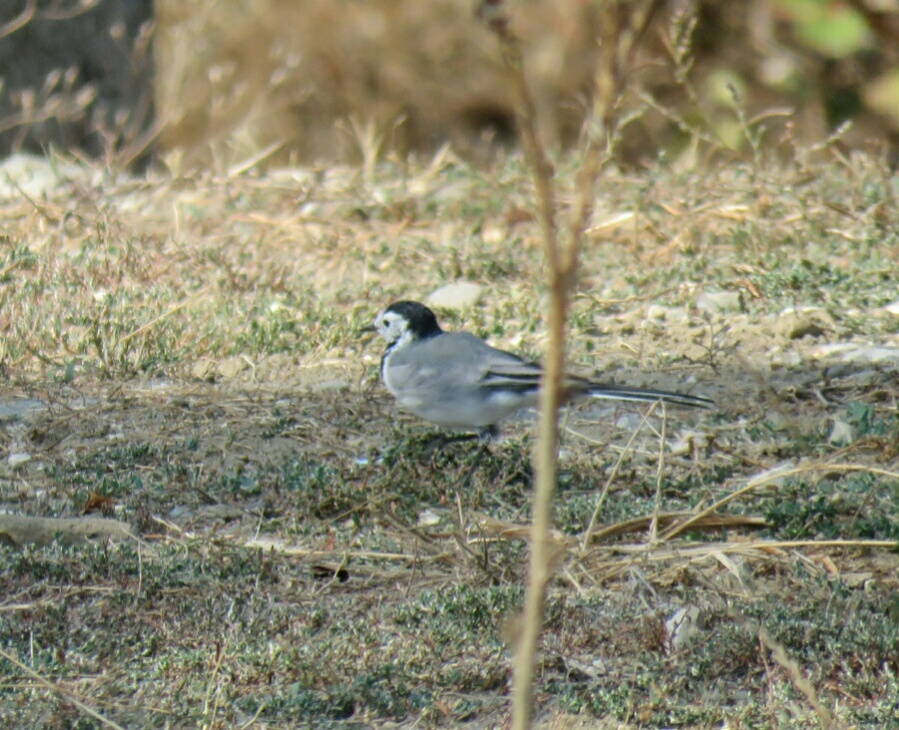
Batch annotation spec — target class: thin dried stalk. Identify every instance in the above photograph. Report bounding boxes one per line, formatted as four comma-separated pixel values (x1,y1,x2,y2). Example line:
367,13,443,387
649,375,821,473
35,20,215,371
0,647,126,730
478,2,663,727
661,462,899,542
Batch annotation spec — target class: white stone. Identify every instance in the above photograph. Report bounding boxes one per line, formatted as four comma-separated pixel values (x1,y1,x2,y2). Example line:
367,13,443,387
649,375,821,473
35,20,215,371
0,153,83,199
426,281,483,309
645,304,688,322
811,344,899,365
828,420,854,446
7,453,31,468
217,357,248,379
665,606,702,652
695,290,743,314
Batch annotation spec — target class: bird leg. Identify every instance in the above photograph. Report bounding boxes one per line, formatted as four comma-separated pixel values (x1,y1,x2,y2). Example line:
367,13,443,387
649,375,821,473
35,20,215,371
477,425,500,442
453,433,496,491
418,431,481,456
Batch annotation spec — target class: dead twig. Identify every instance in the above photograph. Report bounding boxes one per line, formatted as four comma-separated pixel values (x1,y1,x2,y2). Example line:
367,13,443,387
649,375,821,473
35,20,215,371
660,462,899,543
0,646,127,730
478,2,664,728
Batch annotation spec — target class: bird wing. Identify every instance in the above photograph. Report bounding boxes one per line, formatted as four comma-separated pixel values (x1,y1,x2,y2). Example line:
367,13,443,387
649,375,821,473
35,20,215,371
387,332,536,389
390,331,711,409
483,353,712,408
472,339,602,396
386,332,494,390
467,338,547,393
480,358,543,391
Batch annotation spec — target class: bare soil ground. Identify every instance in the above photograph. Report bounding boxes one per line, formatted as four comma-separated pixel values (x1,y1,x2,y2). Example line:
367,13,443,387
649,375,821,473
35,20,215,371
1,151,898,728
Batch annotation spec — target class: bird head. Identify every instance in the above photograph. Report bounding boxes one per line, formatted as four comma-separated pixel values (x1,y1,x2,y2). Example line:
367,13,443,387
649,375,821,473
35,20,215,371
362,300,443,347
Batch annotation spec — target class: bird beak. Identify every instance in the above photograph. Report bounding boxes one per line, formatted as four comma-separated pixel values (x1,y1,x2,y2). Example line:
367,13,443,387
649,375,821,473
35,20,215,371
358,324,376,336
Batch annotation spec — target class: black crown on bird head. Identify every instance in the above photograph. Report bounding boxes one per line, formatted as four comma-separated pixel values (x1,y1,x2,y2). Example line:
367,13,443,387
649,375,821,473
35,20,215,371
385,301,443,338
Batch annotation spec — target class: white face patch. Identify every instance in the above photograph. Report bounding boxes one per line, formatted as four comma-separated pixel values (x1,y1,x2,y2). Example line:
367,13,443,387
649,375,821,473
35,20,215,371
374,310,410,345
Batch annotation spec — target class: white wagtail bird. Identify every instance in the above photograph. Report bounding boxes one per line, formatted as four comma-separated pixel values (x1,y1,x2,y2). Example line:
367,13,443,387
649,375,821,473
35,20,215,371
363,300,712,440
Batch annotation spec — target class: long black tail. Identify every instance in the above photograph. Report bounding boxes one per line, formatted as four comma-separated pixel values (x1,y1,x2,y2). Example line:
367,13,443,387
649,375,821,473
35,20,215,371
587,383,713,409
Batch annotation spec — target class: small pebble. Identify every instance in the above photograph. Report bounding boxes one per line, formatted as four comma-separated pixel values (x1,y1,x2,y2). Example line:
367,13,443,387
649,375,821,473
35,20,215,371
828,420,854,446
695,290,743,314
645,304,688,322
8,453,31,469
812,344,899,365
427,281,483,309
217,356,248,379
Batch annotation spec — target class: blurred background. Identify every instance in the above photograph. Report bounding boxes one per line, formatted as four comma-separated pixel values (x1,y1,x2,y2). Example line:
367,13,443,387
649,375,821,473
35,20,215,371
1,0,897,171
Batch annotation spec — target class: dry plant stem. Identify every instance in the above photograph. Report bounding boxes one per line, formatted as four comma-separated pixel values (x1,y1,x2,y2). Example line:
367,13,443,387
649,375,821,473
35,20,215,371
660,462,899,543
0,0,36,40
496,37,557,253
481,10,569,730
753,623,838,729
649,404,668,544
517,277,569,729
117,286,210,347
479,3,665,728
0,647,126,730
513,113,568,730
579,403,658,552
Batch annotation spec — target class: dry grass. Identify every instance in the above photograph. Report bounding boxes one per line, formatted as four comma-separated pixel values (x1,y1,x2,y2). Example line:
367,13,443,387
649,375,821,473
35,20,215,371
2,3,899,727
2,7,899,727
0,136,898,726
150,0,899,171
